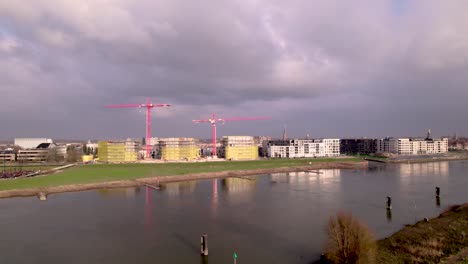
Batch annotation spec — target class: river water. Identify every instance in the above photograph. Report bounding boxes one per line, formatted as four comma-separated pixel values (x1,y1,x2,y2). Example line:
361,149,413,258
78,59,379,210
1,161,467,264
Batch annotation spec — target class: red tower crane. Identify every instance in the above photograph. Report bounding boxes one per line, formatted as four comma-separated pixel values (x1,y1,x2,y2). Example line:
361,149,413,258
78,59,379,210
192,113,269,158
106,98,171,159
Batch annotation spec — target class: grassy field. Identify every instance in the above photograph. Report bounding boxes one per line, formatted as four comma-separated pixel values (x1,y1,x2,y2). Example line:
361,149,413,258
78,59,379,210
377,204,468,264
0,157,361,191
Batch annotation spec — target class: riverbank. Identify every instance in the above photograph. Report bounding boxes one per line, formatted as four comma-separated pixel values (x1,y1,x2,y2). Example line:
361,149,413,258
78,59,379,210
0,159,366,198
386,153,468,164
377,203,468,264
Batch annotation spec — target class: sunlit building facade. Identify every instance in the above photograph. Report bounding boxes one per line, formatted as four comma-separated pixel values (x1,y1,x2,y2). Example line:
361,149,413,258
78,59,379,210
98,139,139,162
376,137,448,155
265,139,340,158
221,136,259,160
159,138,200,161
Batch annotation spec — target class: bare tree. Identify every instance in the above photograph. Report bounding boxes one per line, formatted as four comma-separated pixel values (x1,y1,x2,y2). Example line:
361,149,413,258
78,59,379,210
325,212,376,264
66,147,81,163
46,148,58,163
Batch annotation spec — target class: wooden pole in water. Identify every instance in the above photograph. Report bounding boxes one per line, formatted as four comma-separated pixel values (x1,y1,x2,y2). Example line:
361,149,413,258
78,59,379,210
200,235,208,256
436,187,440,197
386,196,392,210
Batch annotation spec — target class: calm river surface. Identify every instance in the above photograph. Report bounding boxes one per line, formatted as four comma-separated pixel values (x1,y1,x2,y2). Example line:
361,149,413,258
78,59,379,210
1,161,467,264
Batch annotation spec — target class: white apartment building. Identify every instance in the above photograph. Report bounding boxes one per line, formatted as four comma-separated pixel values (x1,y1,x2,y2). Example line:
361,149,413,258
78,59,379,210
377,137,448,155
265,139,340,158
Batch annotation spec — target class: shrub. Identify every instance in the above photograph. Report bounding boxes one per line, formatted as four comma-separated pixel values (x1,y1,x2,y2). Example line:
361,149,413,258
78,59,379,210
325,212,376,264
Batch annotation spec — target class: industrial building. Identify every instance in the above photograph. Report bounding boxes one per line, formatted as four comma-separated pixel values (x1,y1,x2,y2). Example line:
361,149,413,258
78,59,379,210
14,138,53,149
159,138,200,161
98,139,139,163
340,139,377,155
264,139,340,158
221,136,259,160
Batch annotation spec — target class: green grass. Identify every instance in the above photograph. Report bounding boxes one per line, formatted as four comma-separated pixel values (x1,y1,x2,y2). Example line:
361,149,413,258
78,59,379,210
0,157,361,191
377,204,468,264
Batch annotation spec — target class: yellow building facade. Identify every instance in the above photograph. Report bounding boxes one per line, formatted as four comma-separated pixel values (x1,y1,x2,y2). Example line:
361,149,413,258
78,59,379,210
98,139,138,163
81,155,94,163
159,138,200,161
222,136,259,160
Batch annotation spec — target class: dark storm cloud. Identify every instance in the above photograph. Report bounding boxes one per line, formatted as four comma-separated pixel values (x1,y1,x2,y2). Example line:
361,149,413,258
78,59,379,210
1,0,468,140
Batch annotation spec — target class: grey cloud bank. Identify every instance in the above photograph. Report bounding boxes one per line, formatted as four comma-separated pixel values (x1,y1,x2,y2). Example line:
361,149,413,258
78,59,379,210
1,0,467,140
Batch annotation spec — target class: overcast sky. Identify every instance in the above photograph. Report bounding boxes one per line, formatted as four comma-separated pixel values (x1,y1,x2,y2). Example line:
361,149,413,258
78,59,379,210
1,0,467,140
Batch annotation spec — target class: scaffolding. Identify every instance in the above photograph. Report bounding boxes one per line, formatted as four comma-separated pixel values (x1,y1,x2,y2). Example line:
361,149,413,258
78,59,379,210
98,139,139,163
159,138,200,161
222,136,259,160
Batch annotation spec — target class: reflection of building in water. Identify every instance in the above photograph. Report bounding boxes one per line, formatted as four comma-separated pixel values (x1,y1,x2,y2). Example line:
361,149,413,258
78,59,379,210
398,161,449,178
144,186,153,231
270,169,341,185
221,177,256,194
271,170,342,207
211,179,219,217
398,162,449,192
221,177,257,204
97,187,139,198
160,181,198,196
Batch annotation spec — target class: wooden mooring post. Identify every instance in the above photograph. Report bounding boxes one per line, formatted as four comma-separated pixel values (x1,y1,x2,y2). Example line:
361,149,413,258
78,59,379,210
386,196,392,210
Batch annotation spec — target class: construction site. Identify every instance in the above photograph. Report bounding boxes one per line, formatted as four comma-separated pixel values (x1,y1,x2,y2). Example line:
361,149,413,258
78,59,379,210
97,139,139,163
159,138,200,161
94,102,270,163
221,136,259,160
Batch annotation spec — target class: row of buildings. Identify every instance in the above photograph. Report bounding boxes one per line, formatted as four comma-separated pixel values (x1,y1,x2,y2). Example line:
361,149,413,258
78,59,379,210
1,131,451,163
340,136,449,156
0,138,81,163
97,136,261,162
96,137,342,163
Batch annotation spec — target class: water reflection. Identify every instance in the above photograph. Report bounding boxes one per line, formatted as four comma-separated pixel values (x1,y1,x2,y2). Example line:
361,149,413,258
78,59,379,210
399,161,449,178
144,186,153,231
398,162,449,191
221,177,256,194
270,170,342,208
221,177,256,204
386,209,392,222
160,181,198,196
211,179,219,217
270,169,341,195
270,169,341,186
97,187,139,198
